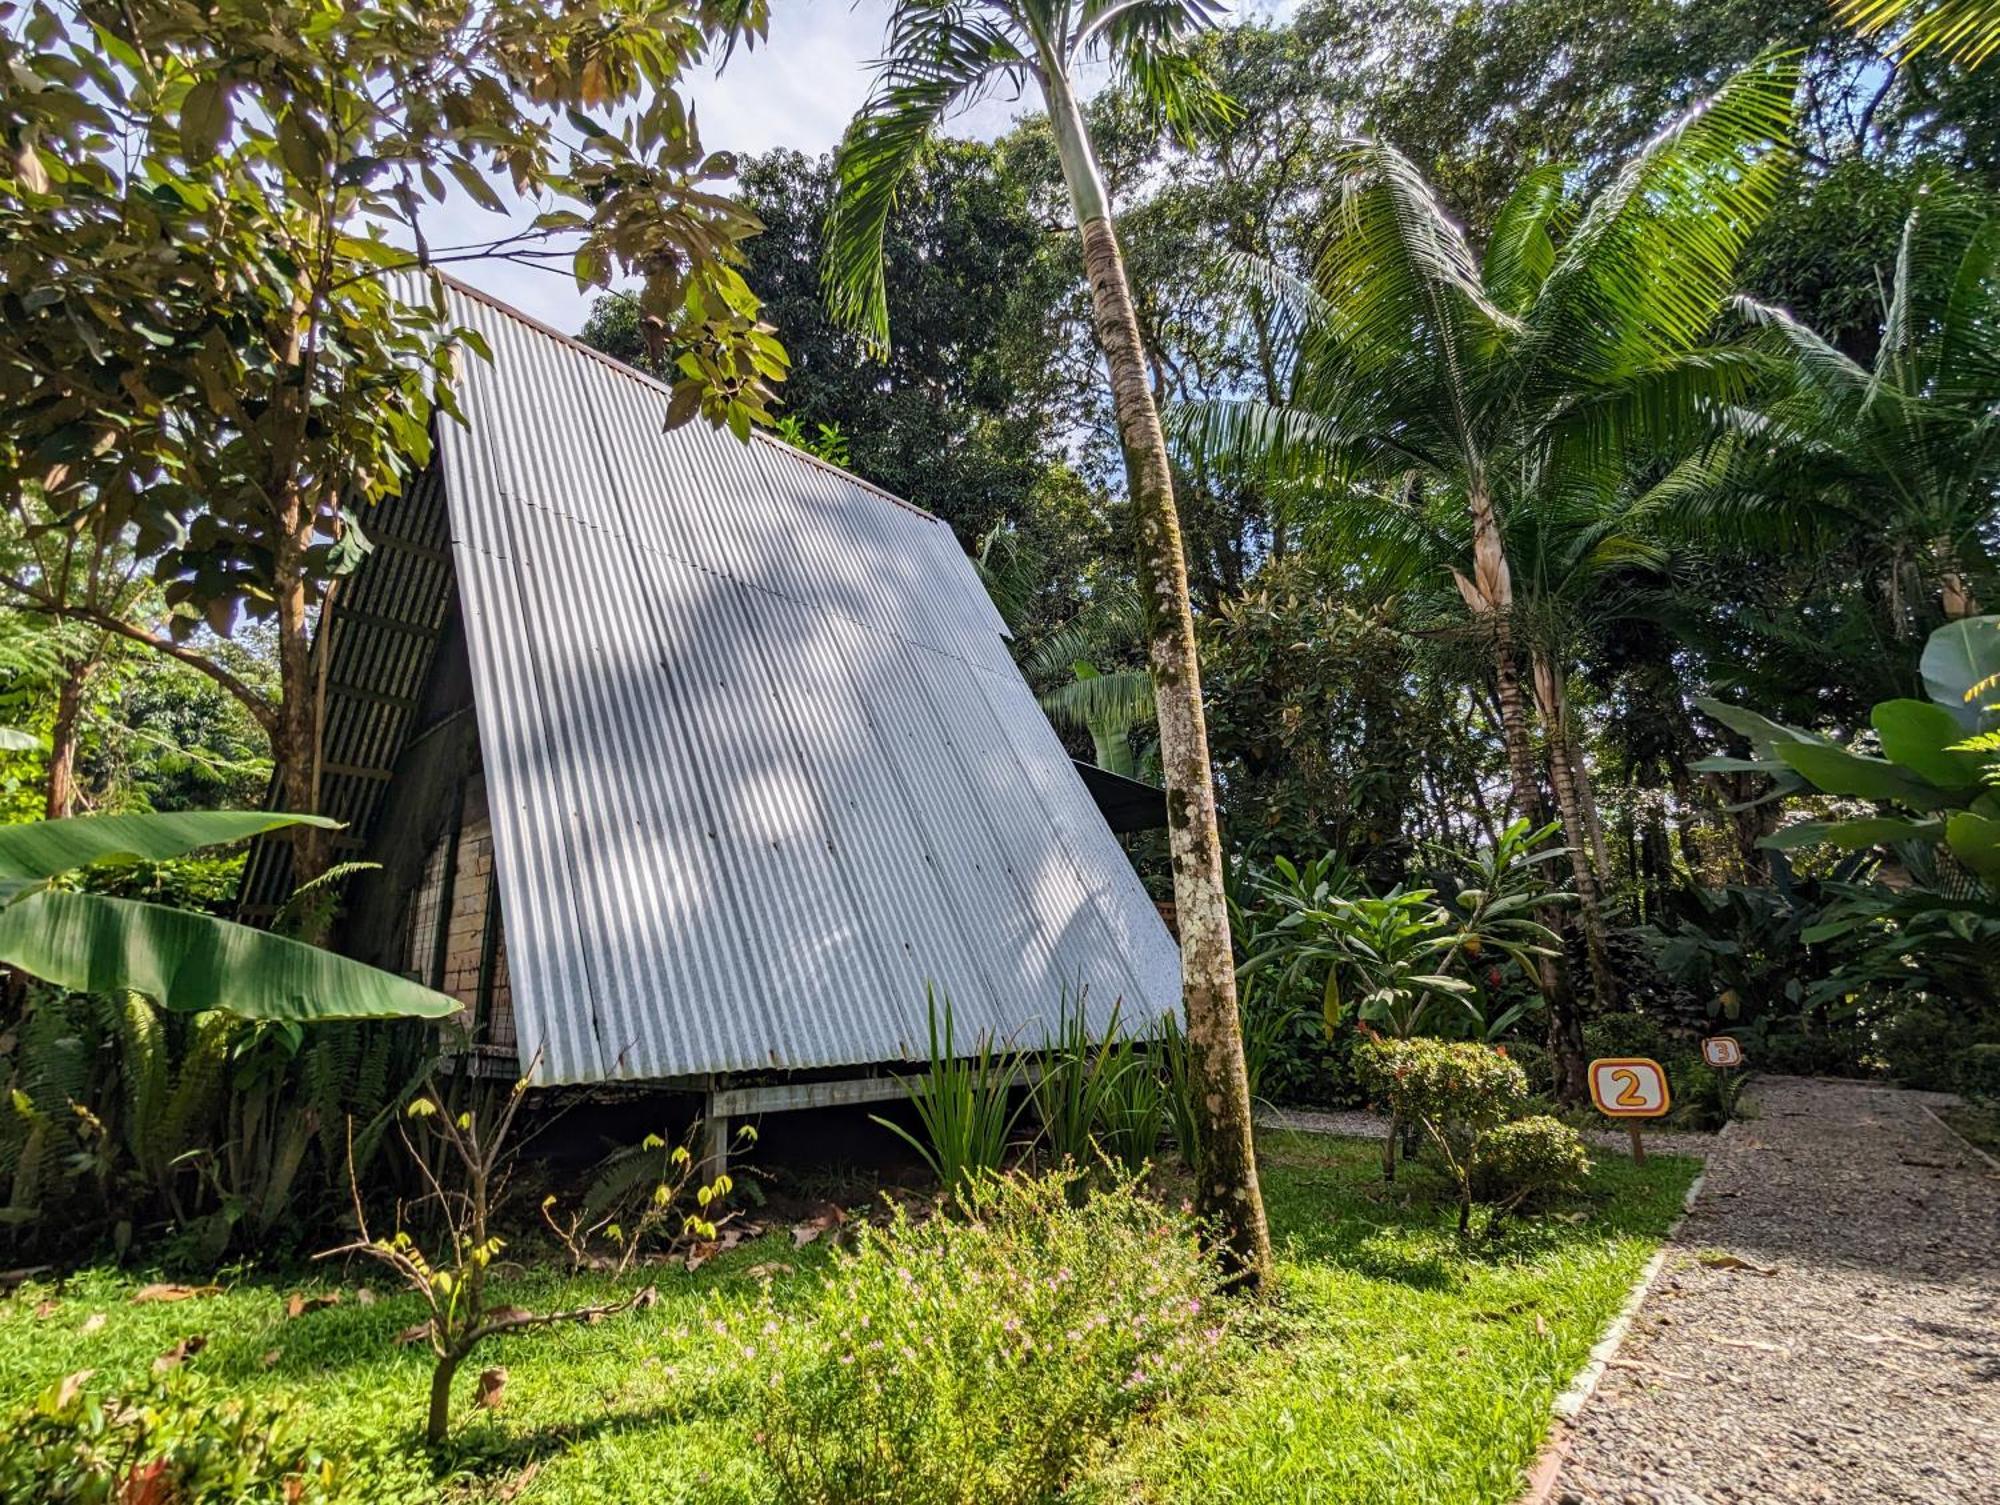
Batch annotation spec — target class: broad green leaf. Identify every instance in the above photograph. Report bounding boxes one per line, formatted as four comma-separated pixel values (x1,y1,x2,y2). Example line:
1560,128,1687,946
0,890,459,1021
0,726,41,752
1761,816,1943,851
1920,614,2000,730
1872,699,1988,789
0,811,337,903
180,77,231,160
1945,812,2000,882
1688,755,1787,774
1774,741,1953,810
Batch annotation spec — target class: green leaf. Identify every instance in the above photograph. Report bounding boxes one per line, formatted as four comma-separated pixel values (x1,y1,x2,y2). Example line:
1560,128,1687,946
0,811,337,904
1920,614,2000,730
1692,696,1824,752
1871,699,1988,789
1945,812,2000,882
1773,741,1954,810
0,891,459,1021
1760,817,1944,851
0,726,42,752
180,78,231,161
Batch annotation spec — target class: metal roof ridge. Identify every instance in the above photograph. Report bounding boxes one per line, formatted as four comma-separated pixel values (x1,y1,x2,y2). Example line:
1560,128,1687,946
431,270,944,526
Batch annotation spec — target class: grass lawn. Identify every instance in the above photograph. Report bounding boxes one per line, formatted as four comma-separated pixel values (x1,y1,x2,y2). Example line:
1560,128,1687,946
0,1132,1696,1503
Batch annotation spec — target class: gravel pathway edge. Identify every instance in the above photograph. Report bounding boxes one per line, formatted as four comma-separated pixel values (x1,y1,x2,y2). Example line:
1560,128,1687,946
1515,1120,1736,1505
1919,1100,2000,1172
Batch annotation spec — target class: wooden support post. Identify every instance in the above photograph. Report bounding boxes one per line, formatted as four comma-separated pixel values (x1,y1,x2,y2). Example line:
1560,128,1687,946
1627,1122,1646,1165
702,1098,732,1181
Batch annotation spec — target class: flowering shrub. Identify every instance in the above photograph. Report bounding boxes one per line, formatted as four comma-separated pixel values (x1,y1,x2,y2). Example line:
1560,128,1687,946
744,1169,1234,1503
0,1372,380,1504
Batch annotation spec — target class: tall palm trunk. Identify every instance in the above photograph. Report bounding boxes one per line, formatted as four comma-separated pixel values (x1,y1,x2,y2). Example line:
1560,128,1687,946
1044,68,1271,1285
1531,652,1618,1011
1453,480,1588,1102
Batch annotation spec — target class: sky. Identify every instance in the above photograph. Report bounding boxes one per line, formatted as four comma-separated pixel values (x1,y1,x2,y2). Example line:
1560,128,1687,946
440,0,1295,333
447,0,1052,332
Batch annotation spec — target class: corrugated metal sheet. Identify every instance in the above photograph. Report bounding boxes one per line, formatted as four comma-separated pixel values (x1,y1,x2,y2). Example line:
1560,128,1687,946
238,466,456,914
424,277,1180,1085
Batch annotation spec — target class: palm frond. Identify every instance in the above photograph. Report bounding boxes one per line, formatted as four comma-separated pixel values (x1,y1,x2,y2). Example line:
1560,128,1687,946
824,5,1030,350
1482,162,1572,318
1839,0,2000,65
1038,663,1157,736
1519,53,1798,394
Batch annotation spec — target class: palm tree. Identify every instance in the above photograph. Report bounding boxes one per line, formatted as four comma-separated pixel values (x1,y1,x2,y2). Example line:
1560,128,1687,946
1178,58,1797,1092
1703,193,2000,634
824,0,1270,1278
1841,0,2000,66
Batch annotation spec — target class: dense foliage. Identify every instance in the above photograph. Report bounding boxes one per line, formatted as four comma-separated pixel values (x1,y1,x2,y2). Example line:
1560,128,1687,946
744,1169,1233,1503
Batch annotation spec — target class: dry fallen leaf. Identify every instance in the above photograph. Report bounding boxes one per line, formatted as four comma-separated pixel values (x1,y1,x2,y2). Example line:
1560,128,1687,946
474,1365,508,1410
1697,1252,1777,1275
394,1321,432,1346
152,1334,207,1373
743,1261,793,1280
285,1291,340,1320
80,1312,105,1335
131,1283,218,1304
32,1300,58,1320
354,1288,377,1306
789,1224,821,1248
55,1369,94,1408
261,1348,283,1369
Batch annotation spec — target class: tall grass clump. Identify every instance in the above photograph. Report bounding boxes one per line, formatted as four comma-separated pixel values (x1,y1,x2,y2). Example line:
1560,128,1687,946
745,1169,1234,1504
872,989,1027,1195
1029,987,1126,1168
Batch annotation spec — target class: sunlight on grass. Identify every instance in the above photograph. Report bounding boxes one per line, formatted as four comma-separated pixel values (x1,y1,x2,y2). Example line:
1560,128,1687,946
1094,1132,1696,1504
0,1133,1695,1504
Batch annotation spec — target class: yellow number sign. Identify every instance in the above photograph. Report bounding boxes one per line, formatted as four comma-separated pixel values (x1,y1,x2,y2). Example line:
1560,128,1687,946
1588,1057,1671,1118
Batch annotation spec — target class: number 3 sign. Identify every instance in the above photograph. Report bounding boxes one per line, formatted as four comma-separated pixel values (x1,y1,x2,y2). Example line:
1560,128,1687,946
1588,1057,1671,1118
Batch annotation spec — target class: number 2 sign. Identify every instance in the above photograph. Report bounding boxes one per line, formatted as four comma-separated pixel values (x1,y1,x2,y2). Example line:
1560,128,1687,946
1588,1057,1671,1118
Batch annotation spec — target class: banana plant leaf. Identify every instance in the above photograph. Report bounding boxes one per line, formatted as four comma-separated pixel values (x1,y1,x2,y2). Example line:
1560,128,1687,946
1872,699,1988,790
1945,812,2000,882
1919,614,2000,732
0,727,41,752
1760,817,1945,851
1774,742,1955,811
0,811,337,904
0,889,459,1021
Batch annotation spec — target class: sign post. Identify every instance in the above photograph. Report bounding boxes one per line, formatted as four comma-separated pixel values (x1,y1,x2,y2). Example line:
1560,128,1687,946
1588,1057,1672,1162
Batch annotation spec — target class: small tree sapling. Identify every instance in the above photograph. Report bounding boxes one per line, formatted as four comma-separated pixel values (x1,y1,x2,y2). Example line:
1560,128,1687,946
321,1070,741,1444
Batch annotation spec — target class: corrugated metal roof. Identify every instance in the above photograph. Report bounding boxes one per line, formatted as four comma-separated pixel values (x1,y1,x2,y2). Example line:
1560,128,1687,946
428,278,1180,1085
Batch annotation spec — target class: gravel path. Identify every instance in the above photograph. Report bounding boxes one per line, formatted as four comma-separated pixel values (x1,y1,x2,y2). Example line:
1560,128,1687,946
1542,1075,2000,1504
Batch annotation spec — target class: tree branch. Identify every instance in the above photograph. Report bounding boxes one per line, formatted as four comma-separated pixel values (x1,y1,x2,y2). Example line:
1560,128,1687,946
0,581,279,734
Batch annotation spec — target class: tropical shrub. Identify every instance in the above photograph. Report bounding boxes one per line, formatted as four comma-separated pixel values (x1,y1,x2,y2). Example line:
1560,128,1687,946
1235,825,1567,1108
1958,1043,2000,1106
0,988,432,1260
746,1169,1232,1504
1472,1116,1592,1223
1581,1012,1673,1065
0,1372,380,1504
1354,1037,1569,1229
